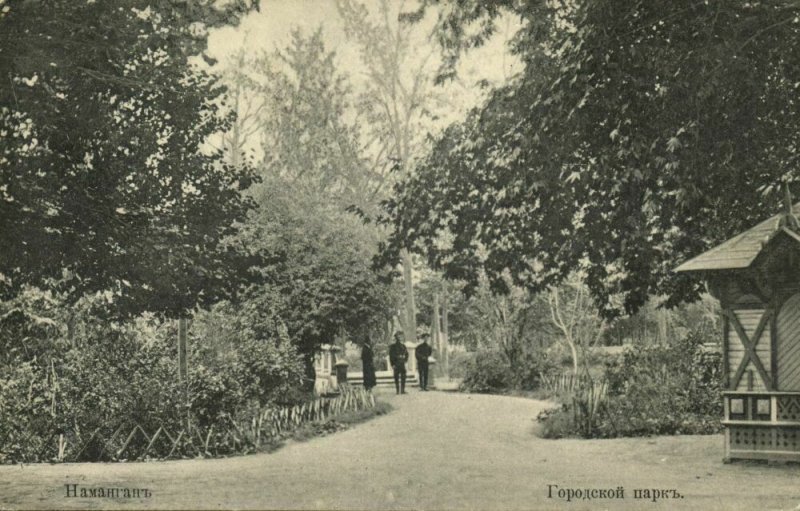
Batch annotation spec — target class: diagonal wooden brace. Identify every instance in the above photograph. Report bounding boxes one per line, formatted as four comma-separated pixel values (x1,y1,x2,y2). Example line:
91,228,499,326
727,308,773,391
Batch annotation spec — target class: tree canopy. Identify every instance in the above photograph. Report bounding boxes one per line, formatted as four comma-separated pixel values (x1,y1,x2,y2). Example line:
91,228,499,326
0,0,260,318
220,30,397,385
383,0,800,317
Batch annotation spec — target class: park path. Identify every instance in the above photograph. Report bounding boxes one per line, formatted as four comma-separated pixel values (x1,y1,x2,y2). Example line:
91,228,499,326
1,390,799,510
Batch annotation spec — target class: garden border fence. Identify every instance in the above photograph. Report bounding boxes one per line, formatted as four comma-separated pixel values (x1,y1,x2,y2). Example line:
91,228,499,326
37,386,376,463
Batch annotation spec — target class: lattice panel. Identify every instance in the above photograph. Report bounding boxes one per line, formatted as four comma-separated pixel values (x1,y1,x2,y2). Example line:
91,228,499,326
775,428,800,452
730,425,800,452
754,427,774,450
777,396,800,421
730,427,756,450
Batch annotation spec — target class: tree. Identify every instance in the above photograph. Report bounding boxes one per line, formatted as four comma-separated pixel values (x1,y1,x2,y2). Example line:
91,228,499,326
547,274,607,375
383,0,800,317
252,28,377,212
217,48,266,169
244,181,396,390
337,0,442,345
222,31,397,390
0,0,260,318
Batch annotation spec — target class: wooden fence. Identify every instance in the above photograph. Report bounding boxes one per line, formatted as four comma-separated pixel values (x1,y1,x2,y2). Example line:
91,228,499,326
540,372,596,393
53,386,376,462
540,371,609,435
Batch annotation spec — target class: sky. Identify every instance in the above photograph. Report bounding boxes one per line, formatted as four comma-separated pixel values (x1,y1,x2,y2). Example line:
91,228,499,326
206,0,523,135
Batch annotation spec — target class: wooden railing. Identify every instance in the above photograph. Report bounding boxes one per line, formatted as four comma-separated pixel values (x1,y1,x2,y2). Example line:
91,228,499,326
721,390,800,461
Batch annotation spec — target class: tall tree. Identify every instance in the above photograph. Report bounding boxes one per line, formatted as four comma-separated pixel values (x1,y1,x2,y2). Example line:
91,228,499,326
384,0,800,317
217,48,265,168
0,0,260,318
337,0,440,344
228,31,397,389
253,28,374,211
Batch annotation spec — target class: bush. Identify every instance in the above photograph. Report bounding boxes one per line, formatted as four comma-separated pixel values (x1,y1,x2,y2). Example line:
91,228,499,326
598,332,722,437
536,406,575,439
0,294,307,463
511,350,559,390
457,347,557,393
536,332,723,439
459,349,512,393
448,350,474,379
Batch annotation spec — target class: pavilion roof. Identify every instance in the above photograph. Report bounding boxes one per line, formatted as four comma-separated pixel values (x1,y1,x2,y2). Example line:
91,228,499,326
675,203,800,273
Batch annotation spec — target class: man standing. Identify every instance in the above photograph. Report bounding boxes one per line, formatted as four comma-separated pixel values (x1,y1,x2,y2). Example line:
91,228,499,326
389,332,408,394
415,334,433,391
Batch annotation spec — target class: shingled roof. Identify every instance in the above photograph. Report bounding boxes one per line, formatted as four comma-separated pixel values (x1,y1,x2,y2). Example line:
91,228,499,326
675,203,800,273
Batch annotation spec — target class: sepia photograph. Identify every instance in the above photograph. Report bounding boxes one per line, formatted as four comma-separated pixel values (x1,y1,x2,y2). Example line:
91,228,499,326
1,0,799,509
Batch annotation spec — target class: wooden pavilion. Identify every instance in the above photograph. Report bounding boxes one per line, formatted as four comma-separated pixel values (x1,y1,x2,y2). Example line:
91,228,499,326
676,196,800,462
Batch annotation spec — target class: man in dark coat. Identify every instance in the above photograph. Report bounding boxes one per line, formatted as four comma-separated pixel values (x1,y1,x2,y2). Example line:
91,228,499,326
415,334,433,391
361,342,377,390
388,332,408,394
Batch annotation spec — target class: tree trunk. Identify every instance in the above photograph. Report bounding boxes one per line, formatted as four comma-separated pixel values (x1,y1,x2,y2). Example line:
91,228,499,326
401,248,416,344
432,292,441,375
441,288,449,379
657,308,668,344
568,339,578,376
178,317,188,381
229,82,241,168
177,317,189,428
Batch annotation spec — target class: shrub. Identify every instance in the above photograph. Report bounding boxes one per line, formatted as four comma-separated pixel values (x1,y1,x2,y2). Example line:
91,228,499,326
0,295,307,462
536,332,723,439
536,406,576,439
511,349,559,390
447,350,474,379
459,349,512,393
598,332,722,437
456,346,558,393
0,361,56,462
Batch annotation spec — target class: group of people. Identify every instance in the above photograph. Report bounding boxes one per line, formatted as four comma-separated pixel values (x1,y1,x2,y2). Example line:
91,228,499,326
389,332,432,394
360,332,433,394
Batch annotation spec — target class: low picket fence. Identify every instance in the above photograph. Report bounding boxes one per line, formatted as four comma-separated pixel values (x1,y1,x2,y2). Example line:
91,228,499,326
52,386,376,462
540,372,595,393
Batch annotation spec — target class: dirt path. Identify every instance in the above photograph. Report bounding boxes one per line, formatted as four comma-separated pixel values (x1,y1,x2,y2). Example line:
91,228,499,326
1,390,798,510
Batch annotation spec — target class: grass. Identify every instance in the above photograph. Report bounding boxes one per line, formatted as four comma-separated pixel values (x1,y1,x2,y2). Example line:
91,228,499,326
291,401,393,442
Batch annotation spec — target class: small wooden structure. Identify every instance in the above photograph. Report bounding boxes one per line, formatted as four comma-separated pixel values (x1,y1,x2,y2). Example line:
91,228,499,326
676,197,800,462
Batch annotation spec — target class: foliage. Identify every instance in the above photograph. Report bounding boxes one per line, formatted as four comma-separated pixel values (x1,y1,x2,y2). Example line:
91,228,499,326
511,349,559,390
291,400,392,441
0,0,261,317
599,333,722,437
0,289,307,463
218,30,398,387
242,183,396,388
459,349,512,393
253,29,374,211
447,350,474,379
536,406,576,440
384,0,800,318
537,332,722,438
603,294,721,347
191,299,306,407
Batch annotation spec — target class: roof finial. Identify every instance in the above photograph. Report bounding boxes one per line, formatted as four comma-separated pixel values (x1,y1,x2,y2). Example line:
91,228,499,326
782,181,799,230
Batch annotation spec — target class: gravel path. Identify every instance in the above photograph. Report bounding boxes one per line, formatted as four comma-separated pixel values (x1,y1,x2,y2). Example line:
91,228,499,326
1,389,798,510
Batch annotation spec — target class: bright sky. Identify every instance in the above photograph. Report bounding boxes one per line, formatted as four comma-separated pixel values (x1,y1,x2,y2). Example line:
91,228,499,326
207,0,522,134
